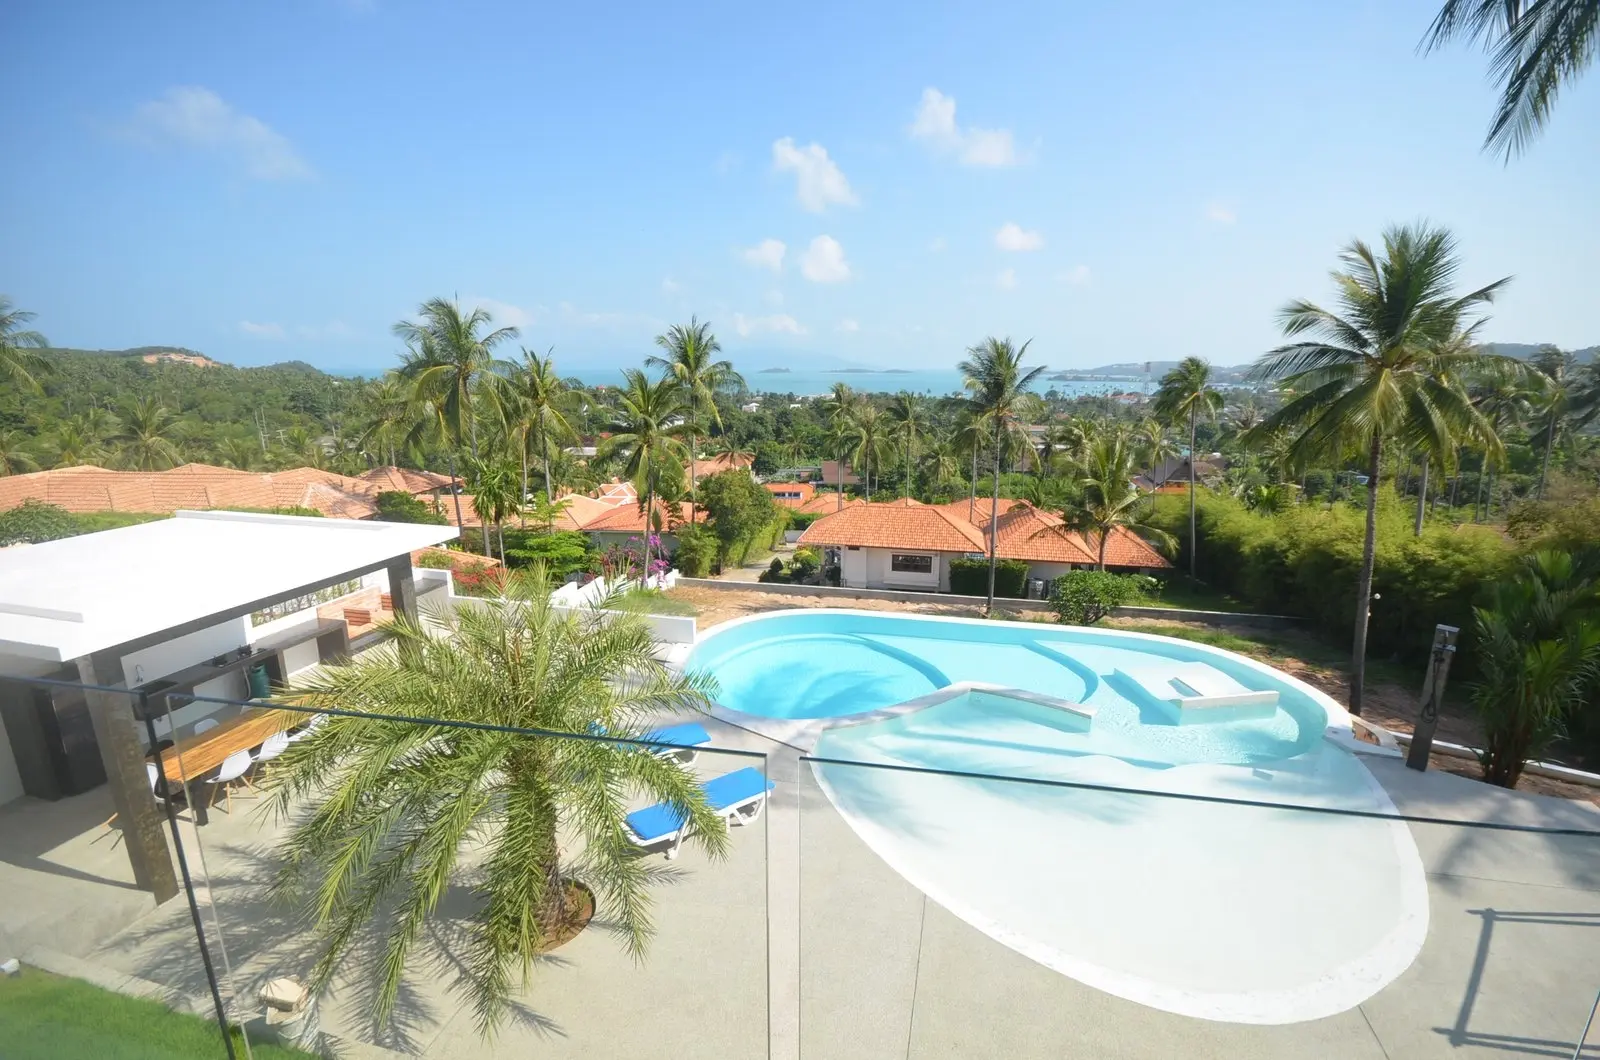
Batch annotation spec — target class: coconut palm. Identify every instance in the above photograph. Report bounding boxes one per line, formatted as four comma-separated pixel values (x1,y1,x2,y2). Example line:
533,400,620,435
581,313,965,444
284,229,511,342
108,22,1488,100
822,383,859,507
1525,346,1600,500
49,422,105,467
603,370,690,572
1471,550,1600,787
265,567,729,1034
505,349,576,509
1467,358,1538,520
1423,0,1600,158
216,436,261,471
953,410,988,524
1152,357,1224,580
647,317,741,520
0,297,49,393
847,402,890,497
1058,429,1175,570
919,438,962,492
886,392,930,499
115,396,185,470
466,456,521,562
0,430,39,476
1247,223,1512,715
395,298,519,462
356,374,412,469
959,337,1047,613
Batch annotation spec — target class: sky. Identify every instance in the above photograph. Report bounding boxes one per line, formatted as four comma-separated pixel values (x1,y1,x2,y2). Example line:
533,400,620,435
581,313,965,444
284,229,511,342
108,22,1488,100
2,0,1597,377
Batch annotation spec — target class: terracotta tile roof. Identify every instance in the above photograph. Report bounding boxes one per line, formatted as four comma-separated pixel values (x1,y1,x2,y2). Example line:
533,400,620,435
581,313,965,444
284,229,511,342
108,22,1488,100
593,481,638,507
359,466,455,494
0,463,383,520
546,493,616,531
764,482,816,508
795,492,863,515
818,460,861,486
582,500,705,533
798,499,988,553
686,452,754,480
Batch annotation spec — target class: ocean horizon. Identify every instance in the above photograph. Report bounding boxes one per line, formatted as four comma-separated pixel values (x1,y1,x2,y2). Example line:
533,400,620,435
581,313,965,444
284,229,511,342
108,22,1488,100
564,367,1156,398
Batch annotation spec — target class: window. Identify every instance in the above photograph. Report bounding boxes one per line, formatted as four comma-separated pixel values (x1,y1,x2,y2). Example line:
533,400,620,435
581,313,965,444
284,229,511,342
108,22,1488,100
890,553,934,574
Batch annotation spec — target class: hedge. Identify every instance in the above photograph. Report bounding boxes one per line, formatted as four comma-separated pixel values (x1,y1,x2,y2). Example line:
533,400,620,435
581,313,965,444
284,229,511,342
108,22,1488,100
949,556,1029,598
1150,491,1516,666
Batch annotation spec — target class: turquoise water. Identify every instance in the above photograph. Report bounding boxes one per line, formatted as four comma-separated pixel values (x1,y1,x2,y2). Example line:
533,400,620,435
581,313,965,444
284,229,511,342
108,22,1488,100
687,612,1327,767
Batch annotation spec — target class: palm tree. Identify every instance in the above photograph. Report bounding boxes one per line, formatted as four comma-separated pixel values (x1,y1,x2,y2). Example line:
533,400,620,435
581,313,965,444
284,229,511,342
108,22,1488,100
1058,429,1174,570
1471,550,1600,787
395,297,519,462
1525,346,1600,500
647,317,741,520
603,370,689,573
115,396,185,470
0,430,39,476
505,349,576,509
822,383,859,509
1152,358,1224,580
266,567,730,1034
1422,0,1599,158
1132,418,1179,477
49,422,105,467
216,436,260,471
919,438,962,492
1248,223,1511,715
848,402,890,497
356,374,411,469
1467,359,1537,520
886,392,930,499
953,410,988,523
0,297,49,393
959,337,1047,613
466,456,521,562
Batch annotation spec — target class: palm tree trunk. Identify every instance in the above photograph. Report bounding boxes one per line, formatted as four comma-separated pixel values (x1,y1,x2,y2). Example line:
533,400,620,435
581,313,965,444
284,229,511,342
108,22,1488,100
1188,405,1197,580
837,454,844,510
1473,459,1487,523
969,445,978,523
985,425,1001,615
542,430,554,505
1537,415,1556,500
688,433,698,523
904,437,911,499
1413,459,1429,536
447,452,465,531
519,439,530,528
1098,531,1108,571
1350,435,1384,717
1449,469,1460,510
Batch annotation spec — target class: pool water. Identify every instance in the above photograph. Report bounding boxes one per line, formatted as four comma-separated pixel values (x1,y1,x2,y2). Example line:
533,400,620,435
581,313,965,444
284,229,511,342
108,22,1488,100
688,610,1324,768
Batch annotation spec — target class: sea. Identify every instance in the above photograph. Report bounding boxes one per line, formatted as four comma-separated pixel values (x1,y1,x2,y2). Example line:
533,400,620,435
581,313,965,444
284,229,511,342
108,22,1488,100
565,368,1155,399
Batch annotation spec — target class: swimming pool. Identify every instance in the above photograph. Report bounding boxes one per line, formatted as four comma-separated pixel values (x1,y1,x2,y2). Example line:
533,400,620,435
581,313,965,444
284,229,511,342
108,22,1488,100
687,609,1429,1025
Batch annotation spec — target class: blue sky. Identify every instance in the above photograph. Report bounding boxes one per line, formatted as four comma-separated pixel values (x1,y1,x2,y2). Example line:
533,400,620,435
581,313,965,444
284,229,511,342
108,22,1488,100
2,0,1596,376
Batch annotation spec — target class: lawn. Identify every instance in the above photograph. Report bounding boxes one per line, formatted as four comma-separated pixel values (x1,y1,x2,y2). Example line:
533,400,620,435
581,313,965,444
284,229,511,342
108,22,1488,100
0,967,317,1060
612,587,700,616
1139,577,1257,614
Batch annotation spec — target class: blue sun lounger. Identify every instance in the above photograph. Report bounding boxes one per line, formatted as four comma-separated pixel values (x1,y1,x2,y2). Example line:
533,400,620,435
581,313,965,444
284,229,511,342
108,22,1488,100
625,766,776,859
586,721,713,764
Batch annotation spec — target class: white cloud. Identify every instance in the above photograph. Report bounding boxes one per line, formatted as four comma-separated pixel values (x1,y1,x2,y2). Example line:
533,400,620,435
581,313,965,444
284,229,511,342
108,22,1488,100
1205,203,1237,224
837,318,860,333
928,236,947,253
661,276,682,294
772,137,858,212
239,320,285,339
909,88,1022,167
995,222,1044,252
464,297,532,328
764,288,785,307
741,238,787,272
123,86,311,180
1058,265,1092,285
800,235,852,283
733,313,806,337
995,268,1018,290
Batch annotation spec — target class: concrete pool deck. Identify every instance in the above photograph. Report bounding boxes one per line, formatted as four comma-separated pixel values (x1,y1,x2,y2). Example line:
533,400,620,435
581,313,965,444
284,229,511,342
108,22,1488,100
0,711,1596,1058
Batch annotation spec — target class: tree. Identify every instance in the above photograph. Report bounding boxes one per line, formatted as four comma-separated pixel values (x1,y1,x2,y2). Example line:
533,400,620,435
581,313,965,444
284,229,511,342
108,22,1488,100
822,383,858,510
216,436,261,471
1526,346,1600,501
698,468,779,567
1248,223,1511,715
395,297,518,462
466,457,522,563
886,392,930,499
266,567,729,1034
959,337,1046,613
647,317,741,521
1050,570,1152,625
1423,0,1599,158
355,374,411,469
0,429,40,476
374,490,448,525
603,370,689,573
1152,357,1224,580
505,349,577,510
115,396,185,470
1058,430,1174,570
847,402,890,498
49,418,108,467
0,500,78,546
0,296,49,394
1467,358,1538,520
1471,550,1600,787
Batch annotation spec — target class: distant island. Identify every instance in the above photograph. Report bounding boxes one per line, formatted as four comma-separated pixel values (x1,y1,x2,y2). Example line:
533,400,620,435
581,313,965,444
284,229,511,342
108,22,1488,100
834,368,914,374
756,367,792,374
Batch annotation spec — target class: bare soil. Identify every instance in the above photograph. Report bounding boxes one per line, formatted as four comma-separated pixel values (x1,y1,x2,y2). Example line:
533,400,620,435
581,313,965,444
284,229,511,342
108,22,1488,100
540,881,595,952
668,586,1600,806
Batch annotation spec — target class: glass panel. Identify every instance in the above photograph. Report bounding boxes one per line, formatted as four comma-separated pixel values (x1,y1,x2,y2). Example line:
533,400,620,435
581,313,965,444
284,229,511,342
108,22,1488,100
184,693,771,1058
799,754,1600,1059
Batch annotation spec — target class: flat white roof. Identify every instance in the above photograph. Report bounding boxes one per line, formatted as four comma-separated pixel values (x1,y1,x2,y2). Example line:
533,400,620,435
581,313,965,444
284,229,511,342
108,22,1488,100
0,510,457,663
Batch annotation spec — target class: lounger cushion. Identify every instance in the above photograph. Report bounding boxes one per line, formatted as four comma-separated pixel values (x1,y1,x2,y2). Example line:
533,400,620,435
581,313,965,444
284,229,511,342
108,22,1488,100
625,767,775,842
641,722,712,749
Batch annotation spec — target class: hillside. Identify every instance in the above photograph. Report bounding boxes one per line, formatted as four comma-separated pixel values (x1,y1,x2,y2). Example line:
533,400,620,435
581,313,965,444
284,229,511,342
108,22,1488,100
1054,343,1600,382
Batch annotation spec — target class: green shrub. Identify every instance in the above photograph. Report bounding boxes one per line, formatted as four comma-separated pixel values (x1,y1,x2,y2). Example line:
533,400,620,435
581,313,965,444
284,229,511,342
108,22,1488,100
1051,570,1153,625
949,556,1029,598
788,510,825,530
503,529,594,576
0,500,78,545
671,524,717,577
791,546,821,578
374,490,448,524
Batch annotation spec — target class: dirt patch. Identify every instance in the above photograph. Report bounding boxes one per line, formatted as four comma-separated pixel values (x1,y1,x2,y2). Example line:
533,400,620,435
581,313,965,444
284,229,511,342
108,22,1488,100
669,585,995,629
540,880,595,952
1431,752,1600,807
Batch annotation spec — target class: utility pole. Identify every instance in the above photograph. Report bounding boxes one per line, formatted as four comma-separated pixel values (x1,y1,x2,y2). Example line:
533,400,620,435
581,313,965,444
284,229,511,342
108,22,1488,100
1405,624,1460,771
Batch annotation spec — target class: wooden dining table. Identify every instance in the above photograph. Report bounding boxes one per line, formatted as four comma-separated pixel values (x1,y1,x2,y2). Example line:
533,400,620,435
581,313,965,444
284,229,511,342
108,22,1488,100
155,708,298,824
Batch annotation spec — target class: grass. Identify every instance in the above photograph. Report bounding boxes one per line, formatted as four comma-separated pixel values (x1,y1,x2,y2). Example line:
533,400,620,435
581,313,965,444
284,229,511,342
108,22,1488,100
1138,577,1256,614
0,967,317,1060
613,587,700,616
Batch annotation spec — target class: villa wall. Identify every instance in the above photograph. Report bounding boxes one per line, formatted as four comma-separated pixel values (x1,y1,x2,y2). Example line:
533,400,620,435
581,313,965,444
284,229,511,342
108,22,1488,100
840,547,952,593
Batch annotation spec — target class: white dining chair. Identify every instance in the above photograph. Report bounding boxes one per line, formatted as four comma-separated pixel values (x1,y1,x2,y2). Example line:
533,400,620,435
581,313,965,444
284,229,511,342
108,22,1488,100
252,731,291,778
192,718,220,736
98,762,182,844
203,750,254,814
285,712,327,743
